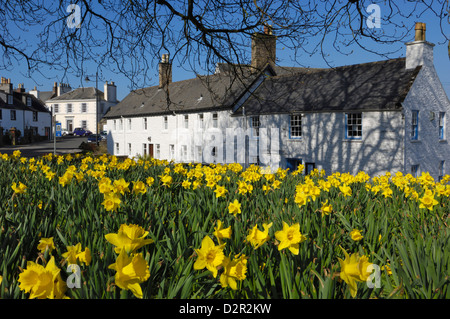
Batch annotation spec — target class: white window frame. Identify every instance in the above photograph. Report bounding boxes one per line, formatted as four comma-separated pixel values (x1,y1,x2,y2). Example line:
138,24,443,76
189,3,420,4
290,114,302,139
195,145,202,162
212,113,218,128
67,103,73,113
81,103,87,113
250,116,260,138
164,116,168,130
156,144,161,159
143,143,147,156
53,104,59,113
439,112,445,140
411,110,419,140
181,145,188,160
198,113,204,129
143,118,148,130
169,144,175,159
345,113,362,140
115,142,120,154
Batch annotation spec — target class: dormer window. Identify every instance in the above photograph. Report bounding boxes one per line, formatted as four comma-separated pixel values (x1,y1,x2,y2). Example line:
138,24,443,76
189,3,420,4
7,94,13,105
27,97,32,107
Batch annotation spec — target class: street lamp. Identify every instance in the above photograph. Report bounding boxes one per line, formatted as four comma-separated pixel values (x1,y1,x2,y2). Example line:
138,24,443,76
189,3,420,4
84,71,99,146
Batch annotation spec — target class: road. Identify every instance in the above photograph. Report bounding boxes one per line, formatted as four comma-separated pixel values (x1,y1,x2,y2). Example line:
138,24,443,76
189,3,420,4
0,136,88,158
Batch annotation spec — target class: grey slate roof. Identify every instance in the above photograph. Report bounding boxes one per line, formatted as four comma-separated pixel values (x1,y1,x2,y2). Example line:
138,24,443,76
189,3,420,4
48,87,104,101
0,91,51,113
239,58,421,115
104,57,421,119
104,69,258,119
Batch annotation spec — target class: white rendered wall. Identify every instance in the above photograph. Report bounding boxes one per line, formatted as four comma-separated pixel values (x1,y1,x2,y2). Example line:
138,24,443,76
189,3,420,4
402,66,450,180
107,109,405,177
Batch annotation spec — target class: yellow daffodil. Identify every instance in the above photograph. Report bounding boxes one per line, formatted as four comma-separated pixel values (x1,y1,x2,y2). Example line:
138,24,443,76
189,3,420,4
350,229,364,241
228,199,241,217
62,243,91,266
18,256,68,299
275,222,306,255
37,237,56,254
146,176,155,186
337,246,374,298
246,223,272,249
11,182,27,194
419,193,439,211
220,254,248,290
132,181,147,195
214,185,228,198
113,178,130,194
320,200,333,217
182,180,191,189
102,192,121,211
193,236,225,278
160,174,173,187
339,184,352,197
105,224,154,254
108,250,150,299
213,220,232,245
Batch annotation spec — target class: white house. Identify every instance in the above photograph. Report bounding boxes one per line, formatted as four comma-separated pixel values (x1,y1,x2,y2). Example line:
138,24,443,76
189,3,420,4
0,78,52,142
46,81,119,134
104,22,450,181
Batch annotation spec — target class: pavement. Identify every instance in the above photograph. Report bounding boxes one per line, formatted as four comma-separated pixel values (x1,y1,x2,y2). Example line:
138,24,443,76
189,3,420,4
0,136,89,158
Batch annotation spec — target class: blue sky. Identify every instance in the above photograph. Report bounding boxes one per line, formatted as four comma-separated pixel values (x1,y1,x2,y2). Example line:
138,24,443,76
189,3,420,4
1,2,449,101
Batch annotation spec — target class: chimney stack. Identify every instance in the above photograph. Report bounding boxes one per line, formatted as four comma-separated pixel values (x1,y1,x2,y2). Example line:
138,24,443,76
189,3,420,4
251,25,276,72
405,22,434,70
104,81,117,102
159,54,172,89
0,77,13,94
16,83,25,93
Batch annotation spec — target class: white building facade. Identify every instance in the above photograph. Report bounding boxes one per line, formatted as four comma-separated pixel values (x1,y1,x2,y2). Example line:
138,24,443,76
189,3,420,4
47,82,118,134
105,23,450,180
0,79,52,141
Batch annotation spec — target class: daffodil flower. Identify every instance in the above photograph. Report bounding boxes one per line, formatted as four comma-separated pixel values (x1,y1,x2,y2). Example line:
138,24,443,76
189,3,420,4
275,222,306,255
105,224,154,254
193,236,225,278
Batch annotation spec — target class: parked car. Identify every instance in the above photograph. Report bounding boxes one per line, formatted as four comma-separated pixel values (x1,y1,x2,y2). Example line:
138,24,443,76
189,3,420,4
61,129,69,136
87,134,106,143
73,128,92,136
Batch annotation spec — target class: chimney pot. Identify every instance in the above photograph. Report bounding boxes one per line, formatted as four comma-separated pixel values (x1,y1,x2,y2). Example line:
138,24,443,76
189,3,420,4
415,22,426,41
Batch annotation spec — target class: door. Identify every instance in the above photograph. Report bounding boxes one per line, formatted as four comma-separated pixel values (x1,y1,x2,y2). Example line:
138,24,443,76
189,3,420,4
66,119,73,132
149,144,154,158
